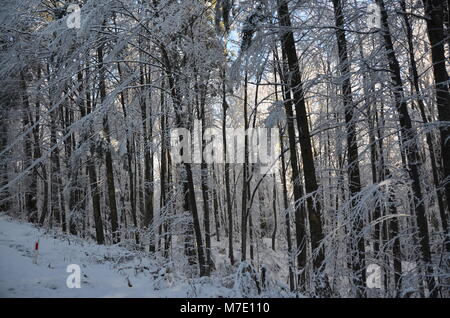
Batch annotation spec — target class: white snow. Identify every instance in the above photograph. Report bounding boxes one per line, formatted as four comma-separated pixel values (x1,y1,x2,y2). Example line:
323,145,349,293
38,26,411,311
0,213,404,298
0,214,234,298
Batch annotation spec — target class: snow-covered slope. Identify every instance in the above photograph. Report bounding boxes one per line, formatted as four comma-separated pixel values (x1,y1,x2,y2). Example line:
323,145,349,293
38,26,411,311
0,214,235,298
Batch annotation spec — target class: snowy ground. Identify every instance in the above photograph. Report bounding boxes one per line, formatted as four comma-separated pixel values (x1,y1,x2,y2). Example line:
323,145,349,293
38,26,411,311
3,213,423,298
0,214,239,297
0,213,290,298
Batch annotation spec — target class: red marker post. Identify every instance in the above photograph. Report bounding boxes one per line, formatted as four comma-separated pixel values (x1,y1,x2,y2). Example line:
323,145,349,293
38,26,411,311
33,240,39,264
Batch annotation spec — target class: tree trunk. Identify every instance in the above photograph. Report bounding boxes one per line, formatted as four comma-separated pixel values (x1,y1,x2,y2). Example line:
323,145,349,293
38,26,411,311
117,62,139,244
421,0,450,239
20,72,38,223
199,75,212,274
161,47,207,276
401,0,449,253
277,1,326,290
212,164,221,242
241,69,249,262
97,45,120,244
271,176,277,251
331,0,366,297
377,0,437,297
140,65,155,251
82,64,105,244
222,69,235,265
277,44,308,289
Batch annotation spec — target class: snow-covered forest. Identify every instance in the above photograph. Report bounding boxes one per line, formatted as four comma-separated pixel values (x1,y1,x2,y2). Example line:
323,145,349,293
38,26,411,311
0,0,449,298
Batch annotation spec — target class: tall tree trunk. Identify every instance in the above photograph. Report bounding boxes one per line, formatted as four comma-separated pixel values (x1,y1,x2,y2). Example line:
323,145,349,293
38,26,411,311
277,44,308,289
277,1,326,290
241,69,249,262
331,0,366,297
274,55,295,291
160,79,170,258
271,176,277,251
0,97,9,212
49,93,63,230
20,72,38,223
199,76,212,274
401,0,449,253
161,47,206,276
376,96,403,295
279,124,295,291
212,164,221,242
222,69,235,265
421,0,450,237
97,45,120,244
377,0,437,297
117,62,139,244
64,81,79,236
140,65,155,251
83,63,105,245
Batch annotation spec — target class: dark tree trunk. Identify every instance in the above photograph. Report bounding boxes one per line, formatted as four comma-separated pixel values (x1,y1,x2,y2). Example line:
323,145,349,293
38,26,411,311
279,124,295,292
160,78,170,258
241,69,249,262
273,55,295,291
97,45,120,244
277,44,307,289
222,69,234,265
0,99,9,212
212,164,221,242
82,64,105,244
271,176,277,251
20,72,38,223
401,0,449,253
49,96,63,230
277,1,326,290
421,0,450,239
377,0,437,297
117,62,139,245
198,74,213,274
64,82,79,236
161,47,207,276
331,0,366,297
140,65,155,251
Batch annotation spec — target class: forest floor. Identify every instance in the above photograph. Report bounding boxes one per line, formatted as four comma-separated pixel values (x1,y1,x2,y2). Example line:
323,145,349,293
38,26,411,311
0,214,289,297
0,214,228,297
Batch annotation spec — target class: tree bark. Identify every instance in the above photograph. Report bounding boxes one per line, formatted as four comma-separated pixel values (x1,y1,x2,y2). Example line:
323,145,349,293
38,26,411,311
97,45,120,244
331,0,366,297
222,68,235,265
377,0,437,297
421,0,450,236
277,0,328,293
401,0,449,253
277,0,326,288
